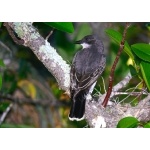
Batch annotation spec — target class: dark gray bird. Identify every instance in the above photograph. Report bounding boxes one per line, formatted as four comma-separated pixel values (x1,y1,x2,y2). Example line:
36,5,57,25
69,35,106,121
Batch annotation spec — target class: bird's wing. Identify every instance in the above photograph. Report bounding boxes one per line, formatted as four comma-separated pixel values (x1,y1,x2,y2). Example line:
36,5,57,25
70,52,106,91
78,54,106,90
70,52,80,97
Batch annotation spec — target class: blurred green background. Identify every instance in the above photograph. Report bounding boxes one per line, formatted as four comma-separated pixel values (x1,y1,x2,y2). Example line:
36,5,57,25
0,22,149,128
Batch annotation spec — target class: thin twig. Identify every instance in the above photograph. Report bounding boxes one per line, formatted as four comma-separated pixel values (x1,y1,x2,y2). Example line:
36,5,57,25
0,41,12,54
118,81,142,104
0,104,13,125
0,94,69,107
101,76,106,93
102,23,130,107
46,29,54,41
112,91,148,96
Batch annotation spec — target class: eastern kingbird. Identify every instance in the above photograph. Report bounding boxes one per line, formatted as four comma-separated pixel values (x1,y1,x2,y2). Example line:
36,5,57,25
69,35,106,121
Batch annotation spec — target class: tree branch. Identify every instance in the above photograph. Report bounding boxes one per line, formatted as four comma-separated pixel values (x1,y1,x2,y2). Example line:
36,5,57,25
0,93,69,107
5,22,70,93
98,72,132,102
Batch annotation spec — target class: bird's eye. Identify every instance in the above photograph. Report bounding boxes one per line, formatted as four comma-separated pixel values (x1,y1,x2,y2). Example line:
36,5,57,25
85,37,89,41
87,38,92,42
88,38,94,43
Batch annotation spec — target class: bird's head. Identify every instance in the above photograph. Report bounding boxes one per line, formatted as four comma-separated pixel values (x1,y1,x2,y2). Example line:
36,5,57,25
75,35,98,49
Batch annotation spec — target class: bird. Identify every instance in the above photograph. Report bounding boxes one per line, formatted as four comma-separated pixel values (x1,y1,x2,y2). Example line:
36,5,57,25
69,35,106,121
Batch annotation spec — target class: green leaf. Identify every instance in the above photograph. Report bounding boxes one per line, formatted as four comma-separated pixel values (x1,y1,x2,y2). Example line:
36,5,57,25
0,102,10,112
0,59,5,67
0,22,2,28
144,123,150,128
140,61,150,90
146,23,150,31
105,29,134,60
131,43,150,62
44,22,74,33
117,116,139,128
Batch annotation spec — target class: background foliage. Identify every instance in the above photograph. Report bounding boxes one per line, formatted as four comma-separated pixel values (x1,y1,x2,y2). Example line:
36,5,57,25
0,22,150,128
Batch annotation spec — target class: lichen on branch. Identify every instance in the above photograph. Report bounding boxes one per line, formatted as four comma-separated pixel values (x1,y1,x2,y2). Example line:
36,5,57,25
7,22,70,93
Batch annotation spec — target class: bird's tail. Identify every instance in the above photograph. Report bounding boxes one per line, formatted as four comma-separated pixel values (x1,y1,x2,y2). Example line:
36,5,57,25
69,91,86,121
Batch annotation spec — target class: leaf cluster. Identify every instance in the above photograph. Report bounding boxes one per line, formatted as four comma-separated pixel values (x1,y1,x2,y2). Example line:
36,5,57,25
106,28,150,91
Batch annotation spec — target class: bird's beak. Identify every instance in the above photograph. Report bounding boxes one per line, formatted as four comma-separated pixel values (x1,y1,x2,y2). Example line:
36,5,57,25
75,40,82,44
